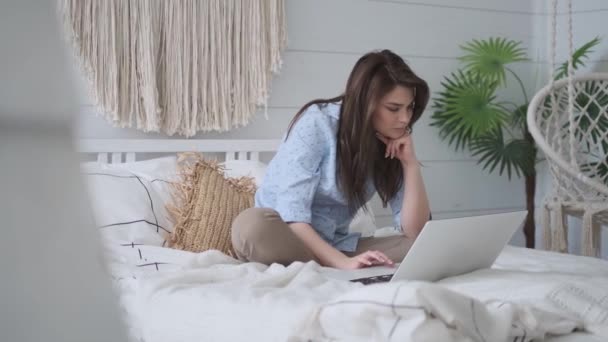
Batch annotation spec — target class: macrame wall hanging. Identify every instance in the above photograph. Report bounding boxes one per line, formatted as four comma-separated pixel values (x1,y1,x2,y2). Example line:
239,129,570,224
59,0,286,136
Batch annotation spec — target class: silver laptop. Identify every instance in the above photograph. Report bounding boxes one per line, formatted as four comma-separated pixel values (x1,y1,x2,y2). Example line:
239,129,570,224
350,211,527,284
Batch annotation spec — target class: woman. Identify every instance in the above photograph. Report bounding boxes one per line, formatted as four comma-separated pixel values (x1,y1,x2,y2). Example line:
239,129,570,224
231,49,431,270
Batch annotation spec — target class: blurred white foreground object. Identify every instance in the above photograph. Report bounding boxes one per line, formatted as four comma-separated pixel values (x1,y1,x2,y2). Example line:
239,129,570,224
0,1,130,342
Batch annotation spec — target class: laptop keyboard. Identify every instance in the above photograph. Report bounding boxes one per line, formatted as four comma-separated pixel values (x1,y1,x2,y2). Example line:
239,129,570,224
350,273,393,285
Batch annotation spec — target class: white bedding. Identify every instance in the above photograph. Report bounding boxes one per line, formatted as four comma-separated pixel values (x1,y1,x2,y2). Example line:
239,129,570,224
103,241,608,342
83,157,607,341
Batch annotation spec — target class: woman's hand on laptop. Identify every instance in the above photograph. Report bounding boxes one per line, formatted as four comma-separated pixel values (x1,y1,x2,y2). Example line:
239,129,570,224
338,250,394,270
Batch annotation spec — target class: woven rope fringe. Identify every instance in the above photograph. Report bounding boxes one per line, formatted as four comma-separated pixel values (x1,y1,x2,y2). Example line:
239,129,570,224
552,203,568,253
581,210,599,257
542,204,552,250
59,0,286,137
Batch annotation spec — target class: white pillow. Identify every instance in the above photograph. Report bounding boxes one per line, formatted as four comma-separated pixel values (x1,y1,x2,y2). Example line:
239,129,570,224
83,156,178,200
221,159,267,186
82,155,378,243
81,158,176,247
80,156,268,247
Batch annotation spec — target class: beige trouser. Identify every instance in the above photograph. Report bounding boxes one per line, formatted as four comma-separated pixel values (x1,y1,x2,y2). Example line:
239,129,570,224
231,207,415,266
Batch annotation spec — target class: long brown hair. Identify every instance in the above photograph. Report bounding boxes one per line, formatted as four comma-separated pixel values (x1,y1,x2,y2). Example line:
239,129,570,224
286,50,429,212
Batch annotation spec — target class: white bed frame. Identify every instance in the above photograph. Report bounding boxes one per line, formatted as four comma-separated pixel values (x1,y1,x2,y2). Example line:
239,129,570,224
78,139,281,164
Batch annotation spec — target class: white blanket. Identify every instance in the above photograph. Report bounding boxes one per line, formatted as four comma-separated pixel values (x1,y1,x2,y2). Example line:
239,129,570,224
105,244,608,342
116,251,355,342
292,282,577,342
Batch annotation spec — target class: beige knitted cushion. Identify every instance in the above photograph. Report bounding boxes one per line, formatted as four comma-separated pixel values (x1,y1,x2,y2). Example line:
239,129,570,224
168,154,255,256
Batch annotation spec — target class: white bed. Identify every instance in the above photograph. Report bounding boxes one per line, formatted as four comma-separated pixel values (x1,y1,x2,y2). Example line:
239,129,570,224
78,139,608,342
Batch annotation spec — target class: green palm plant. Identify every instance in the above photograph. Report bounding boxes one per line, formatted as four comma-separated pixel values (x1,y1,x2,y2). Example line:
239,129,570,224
431,36,602,248
460,37,527,85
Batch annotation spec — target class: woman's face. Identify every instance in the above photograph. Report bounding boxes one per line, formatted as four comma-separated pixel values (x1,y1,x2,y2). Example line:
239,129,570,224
372,85,415,140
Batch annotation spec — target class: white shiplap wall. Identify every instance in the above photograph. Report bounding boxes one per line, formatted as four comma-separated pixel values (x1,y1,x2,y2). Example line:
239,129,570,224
77,0,573,247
